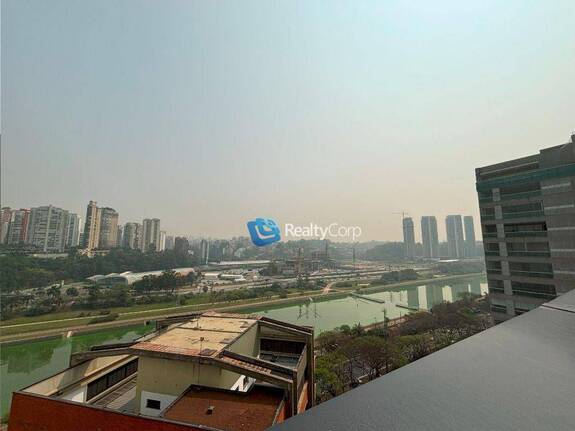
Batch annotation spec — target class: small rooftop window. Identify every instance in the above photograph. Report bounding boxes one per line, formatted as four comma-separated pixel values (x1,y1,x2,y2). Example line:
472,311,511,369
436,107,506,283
146,399,161,410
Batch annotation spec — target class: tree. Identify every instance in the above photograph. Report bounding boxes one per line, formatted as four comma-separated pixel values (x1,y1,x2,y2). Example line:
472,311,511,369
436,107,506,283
86,285,101,308
434,261,485,275
158,270,178,294
109,286,132,307
315,279,327,288
351,323,365,337
362,242,405,261
47,285,62,307
259,262,279,276
66,287,79,297
379,269,418,285
353,336,398,378
339,325,352,336
0,248,201,294
1,294,24,317
187,270,199,285
388,333,433,365
316,328,351,355
133,275,155,295
400,311,436,335
315,353,346,401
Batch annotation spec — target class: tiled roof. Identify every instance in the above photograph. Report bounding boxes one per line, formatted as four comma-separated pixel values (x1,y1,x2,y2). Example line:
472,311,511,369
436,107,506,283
131,341,215,358
217,355,293,384
202,310,262,320
130,312,260,359
219,356,274,375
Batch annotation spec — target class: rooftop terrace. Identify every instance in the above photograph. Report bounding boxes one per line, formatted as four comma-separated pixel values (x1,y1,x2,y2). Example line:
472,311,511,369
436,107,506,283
163,385,285,431
132,314,257,359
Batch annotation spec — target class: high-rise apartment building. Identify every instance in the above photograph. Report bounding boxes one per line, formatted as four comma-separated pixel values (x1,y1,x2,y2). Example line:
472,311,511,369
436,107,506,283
165,235,174,250
98,207,119,249
174,236,189,255
445,215,465,258
117,225,123,247
476,134,575,321
421,216,439,258
200,238,210,264
463,216,476,257
122,222,141,249
0,207,12,243
158,230,166,252
83,201,101,250
27,205,70,252
6,209,30,245
402,217,416,259
141,218,161,252
65,213,80,248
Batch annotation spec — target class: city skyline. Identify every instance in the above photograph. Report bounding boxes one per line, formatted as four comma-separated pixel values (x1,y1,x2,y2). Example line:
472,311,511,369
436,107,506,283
2,198,480,245
3,1,574,241
2,2,575,429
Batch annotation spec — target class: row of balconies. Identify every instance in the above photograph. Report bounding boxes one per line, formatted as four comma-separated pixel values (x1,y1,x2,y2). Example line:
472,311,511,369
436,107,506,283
484,250,550,257
482,231,547,239
479,189,542,204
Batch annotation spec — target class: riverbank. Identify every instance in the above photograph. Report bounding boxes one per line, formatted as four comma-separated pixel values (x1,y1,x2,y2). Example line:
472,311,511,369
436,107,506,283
352,272,485,294
0,273,484,343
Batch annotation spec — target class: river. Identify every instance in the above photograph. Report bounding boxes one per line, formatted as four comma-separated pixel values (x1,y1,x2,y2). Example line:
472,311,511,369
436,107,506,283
0,275,486,417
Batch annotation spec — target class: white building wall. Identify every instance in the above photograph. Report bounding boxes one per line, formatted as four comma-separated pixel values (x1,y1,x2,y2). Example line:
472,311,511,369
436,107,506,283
60,385,86,403
139,390,177,417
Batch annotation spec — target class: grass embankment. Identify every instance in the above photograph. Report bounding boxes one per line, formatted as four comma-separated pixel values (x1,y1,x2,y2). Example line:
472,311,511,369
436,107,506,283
0,290,329,339
353,272,485,294
0,273,485,342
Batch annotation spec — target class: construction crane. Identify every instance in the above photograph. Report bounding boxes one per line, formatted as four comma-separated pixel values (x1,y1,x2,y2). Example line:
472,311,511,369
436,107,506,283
393,211,410,240
296,247,304,279
393,210,410,221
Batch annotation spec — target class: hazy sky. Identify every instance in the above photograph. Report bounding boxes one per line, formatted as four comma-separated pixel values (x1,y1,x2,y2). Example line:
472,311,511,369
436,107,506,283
2,0,574,241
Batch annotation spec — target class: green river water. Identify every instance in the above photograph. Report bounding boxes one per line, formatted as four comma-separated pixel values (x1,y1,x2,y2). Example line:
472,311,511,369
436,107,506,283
0,275,486,417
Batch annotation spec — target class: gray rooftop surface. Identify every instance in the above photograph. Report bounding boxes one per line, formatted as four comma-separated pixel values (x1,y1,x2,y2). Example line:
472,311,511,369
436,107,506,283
273,291,575,431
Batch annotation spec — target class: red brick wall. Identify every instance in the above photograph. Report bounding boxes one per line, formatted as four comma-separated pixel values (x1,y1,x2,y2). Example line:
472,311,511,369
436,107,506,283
297,381,309,413
8,392,203,431
274,400,288,424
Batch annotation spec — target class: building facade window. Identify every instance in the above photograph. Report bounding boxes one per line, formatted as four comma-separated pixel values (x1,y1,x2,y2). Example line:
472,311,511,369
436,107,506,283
146,399,161,410
509,262,553,278
504,222,547,237
511,281,556,299
488,279,504,294
86,359,138,401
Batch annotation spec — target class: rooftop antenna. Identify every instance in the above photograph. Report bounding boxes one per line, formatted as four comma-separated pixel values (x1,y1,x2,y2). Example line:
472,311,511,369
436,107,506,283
393,210,410,229
393,211,410,222
394,210,410,242
197,336,204,386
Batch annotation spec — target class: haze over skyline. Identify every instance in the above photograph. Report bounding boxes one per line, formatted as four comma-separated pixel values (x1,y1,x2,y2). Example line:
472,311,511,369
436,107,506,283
2,0,574,241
